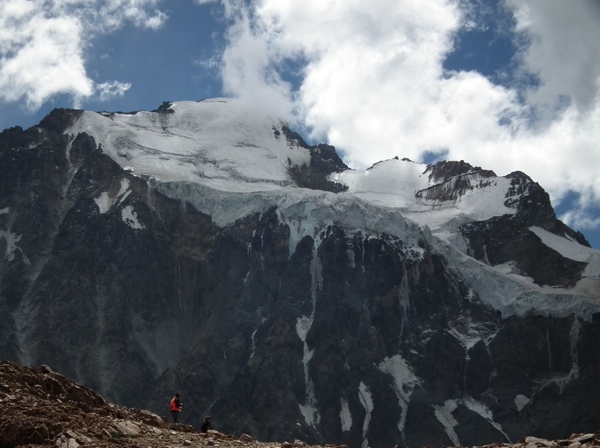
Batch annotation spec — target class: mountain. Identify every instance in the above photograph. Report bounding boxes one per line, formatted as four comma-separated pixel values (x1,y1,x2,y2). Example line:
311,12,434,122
1,98,599,448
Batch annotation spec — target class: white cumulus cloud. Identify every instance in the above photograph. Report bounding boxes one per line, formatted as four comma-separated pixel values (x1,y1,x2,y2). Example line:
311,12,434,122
0,0,167,109
97,80,132,102
215,0,600,239
219,0,295,123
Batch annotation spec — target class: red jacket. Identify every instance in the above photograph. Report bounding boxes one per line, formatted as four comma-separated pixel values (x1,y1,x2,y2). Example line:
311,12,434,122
170,397,181,412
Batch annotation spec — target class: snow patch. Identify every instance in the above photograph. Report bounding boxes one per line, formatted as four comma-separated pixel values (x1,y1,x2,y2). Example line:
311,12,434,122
121,206,144,230
433,400,460,446
378,355,419,438
296,315,312,343
358,382,373,448
340,398,352,432
0,230,21,261
0,207,9,215
515,394,530,411
94,192,112,214
530,226,600,280
94,178,132,214
530,226,596,263
463,396,511,442
249,329,257,360
448,320,497,351
116,179,132,205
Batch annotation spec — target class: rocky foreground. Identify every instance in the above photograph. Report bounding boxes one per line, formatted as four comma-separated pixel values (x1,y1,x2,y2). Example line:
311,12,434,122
0,360,599,448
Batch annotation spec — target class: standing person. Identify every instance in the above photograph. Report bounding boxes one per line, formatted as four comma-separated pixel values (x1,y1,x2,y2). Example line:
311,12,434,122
170,392,182,423
201,416,212,432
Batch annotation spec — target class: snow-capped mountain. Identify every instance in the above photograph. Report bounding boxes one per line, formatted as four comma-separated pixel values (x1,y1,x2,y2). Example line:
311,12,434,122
1,99,599,448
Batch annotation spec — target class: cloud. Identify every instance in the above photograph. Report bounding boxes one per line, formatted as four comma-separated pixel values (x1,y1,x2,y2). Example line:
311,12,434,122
141,10,168,30
97,81,132,102
507,0,600,113
0,0,167,109
215,0,600,238
219,0,294,123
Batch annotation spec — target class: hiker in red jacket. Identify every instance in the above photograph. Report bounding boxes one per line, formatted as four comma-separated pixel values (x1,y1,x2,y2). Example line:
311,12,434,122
170,392,182,423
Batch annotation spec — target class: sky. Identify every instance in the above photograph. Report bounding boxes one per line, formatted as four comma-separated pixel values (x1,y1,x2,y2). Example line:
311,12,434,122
1,0,599,248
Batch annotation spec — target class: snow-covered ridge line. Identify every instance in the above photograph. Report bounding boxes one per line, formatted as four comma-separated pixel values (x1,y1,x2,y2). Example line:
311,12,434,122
67,99,311,189
63,98,599,319
67,98,516,225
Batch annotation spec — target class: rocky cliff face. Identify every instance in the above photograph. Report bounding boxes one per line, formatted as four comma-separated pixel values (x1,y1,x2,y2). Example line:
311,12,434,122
1,100,599,448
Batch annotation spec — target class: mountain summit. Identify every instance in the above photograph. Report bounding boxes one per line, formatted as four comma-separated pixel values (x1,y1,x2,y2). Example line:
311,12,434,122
1,99,599,448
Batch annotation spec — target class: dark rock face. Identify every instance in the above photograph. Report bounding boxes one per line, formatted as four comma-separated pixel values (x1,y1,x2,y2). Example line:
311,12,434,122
460,170,589,286
1,109,599,448
282,126,349,192
417,161,497,202
416,161,590,287
424,159,496,184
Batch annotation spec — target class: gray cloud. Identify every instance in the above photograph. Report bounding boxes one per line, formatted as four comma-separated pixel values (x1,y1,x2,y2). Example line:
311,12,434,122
508,0,600,113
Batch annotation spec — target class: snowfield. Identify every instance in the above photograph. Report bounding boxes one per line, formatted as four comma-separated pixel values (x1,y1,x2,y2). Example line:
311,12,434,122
66,98,600,318
70,99,311,190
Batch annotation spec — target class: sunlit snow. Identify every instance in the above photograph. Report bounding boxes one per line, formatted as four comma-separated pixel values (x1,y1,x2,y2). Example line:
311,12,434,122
64,98,600,320
70,99,310,190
